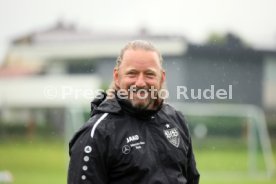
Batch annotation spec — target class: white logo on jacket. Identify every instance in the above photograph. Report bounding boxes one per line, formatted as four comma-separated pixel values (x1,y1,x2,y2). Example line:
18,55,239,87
122,145,131,154
126,135,139,143
163,128,180,148
122,134,145,153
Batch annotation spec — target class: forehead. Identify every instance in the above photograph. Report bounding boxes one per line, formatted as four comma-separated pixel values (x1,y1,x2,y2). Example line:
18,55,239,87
120,49,161,69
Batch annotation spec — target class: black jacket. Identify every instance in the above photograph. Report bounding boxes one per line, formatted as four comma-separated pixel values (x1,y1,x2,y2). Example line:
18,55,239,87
68,95,200,184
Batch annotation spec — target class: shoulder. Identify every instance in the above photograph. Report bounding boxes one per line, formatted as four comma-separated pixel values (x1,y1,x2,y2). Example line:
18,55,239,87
160,103,190,133
161,103,186,120
69,113,112,149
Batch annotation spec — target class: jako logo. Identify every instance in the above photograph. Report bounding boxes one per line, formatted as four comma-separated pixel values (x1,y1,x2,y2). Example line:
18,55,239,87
127,135,139,143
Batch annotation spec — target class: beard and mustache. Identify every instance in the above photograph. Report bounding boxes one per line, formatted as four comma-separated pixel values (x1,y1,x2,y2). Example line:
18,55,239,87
116,85,165,110
107,80,167,110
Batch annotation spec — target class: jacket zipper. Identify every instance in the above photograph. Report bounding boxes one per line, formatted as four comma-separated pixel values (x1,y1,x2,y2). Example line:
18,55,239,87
147,117,172,183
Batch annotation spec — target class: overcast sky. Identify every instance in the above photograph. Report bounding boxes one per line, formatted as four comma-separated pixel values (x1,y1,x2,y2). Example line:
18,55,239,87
0,0,276,62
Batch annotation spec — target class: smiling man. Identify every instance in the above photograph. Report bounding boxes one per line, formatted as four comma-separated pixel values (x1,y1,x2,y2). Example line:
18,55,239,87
68,40,200,184
113,42,165,110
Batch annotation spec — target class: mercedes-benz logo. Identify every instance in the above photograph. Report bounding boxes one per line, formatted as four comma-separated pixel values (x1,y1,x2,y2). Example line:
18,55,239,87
122,145,131,154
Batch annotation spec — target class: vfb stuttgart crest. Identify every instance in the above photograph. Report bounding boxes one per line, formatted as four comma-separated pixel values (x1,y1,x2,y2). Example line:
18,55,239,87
163,128,180,148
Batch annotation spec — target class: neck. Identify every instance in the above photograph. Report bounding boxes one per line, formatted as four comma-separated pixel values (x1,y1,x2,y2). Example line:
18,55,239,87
116,96,163,119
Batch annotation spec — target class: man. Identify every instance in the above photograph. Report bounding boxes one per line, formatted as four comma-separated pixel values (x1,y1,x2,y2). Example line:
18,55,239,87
68,40,200,184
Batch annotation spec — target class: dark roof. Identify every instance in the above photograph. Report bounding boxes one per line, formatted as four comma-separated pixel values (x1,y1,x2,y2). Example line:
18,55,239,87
12,21,186,45
187,43,263,59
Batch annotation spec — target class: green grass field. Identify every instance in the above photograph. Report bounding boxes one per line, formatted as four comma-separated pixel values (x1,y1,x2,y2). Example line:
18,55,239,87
0,138,67,184
0,137,276,184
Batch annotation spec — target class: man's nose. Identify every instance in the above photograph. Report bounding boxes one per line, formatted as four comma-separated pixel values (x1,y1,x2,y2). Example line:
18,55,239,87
135,74,146,87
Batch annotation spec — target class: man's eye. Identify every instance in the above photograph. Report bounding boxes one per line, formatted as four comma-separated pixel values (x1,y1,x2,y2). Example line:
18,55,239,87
127,72,137,76
146,73,156,77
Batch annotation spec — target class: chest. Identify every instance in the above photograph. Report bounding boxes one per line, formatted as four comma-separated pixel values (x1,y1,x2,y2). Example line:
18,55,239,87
108,115,190,170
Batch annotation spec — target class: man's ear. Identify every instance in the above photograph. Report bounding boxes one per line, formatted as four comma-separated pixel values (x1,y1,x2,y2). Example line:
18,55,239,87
113,68,119,87
161,70,166,84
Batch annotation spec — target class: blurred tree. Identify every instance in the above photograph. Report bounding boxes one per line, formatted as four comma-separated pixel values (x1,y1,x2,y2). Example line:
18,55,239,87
206,32,251,48
206,32,227,45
